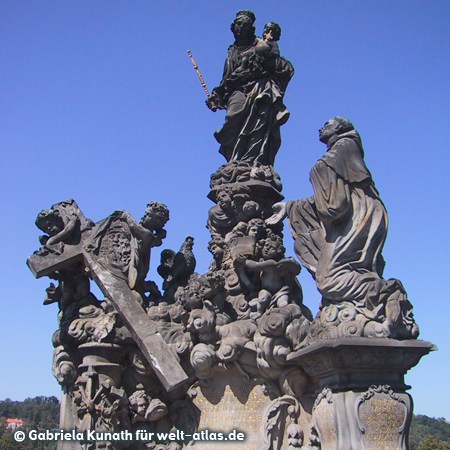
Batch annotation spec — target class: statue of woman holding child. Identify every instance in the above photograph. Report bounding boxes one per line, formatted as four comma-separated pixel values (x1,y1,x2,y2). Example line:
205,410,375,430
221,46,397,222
206,10,294,167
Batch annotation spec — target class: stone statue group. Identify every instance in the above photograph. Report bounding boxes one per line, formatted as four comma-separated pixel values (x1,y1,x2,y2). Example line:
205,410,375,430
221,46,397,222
205,9,418,342
27,9,421,450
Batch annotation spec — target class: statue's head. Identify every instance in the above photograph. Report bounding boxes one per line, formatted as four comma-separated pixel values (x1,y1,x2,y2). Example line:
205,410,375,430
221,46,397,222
186,278,206,311
216,188,233,210
242,200,259,217
208,236,225,262
262,234,285,260
319,116,354,144
207,271,225,291
331,116,354,134
129,390,148,415
231,10,256,44
263,22,281,42
247,218,265,239
140,201,169,231
36,209,65,236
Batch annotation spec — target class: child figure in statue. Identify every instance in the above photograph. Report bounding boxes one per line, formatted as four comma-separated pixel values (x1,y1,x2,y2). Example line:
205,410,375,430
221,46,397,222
235,21,282,74
234,234,301,318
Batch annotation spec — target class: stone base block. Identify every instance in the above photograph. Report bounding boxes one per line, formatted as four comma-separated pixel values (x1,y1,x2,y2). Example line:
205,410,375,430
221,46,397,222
288,338,436,449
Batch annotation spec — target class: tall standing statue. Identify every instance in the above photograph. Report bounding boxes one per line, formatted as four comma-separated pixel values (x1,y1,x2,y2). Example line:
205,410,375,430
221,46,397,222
206,10,294,167
268,117,419,342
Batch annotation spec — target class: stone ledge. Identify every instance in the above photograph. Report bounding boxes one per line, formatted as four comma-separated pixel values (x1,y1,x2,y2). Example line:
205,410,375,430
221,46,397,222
287,338,437,394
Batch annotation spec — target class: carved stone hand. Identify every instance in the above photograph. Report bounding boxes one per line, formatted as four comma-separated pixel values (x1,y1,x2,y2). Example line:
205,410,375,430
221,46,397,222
265,202,287,225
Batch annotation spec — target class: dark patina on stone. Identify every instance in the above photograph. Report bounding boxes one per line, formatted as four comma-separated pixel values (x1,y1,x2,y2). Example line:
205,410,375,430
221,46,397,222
27,11,435,450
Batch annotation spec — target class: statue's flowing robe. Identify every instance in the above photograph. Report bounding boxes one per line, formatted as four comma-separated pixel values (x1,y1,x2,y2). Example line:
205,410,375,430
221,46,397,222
286,131,389,306
212,41,294,166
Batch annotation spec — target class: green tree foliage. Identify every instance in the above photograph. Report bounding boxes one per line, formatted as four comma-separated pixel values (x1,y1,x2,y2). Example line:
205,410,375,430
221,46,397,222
0,397,59,429
0,430,56,450
410,415,450,449
0,397,58,450
0,430,16,450
416,435,450,450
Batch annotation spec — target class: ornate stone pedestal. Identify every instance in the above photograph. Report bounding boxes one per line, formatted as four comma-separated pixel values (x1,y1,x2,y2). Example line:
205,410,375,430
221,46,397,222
288,338,436,450
188,369,275,450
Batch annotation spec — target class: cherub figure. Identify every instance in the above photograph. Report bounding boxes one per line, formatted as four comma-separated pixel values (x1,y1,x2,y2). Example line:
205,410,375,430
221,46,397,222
139,200,169,247
129,201,170,302
207,187,239,236
129,390,168,424
88,201,169,306
207,236,226,271
234,234,300,317
208,186,258,237
35,199,93,250
35,208,67,246
261,21,282,61
225,218,267,249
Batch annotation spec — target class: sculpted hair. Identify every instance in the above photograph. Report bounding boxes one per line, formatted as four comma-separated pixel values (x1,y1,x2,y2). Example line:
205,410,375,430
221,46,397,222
230,10,256,41
266,233,286,257
146,201,169,222
234,9,256,24
217,186,234,199
331,116,354,134
264,22,281,41
129,390,148,406
248,218,265,229
208,236,225,251
35,209,64,232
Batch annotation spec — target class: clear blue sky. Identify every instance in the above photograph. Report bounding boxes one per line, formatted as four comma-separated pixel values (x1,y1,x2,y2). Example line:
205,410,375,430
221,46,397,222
1,0,449,419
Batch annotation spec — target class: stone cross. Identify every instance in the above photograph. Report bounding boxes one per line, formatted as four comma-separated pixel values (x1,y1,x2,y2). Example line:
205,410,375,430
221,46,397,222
27,210,189,393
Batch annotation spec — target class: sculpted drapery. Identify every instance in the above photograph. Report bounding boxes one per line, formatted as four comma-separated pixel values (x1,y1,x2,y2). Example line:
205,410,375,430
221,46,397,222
265,116,419,339
286,129,390,306
207,10,294,167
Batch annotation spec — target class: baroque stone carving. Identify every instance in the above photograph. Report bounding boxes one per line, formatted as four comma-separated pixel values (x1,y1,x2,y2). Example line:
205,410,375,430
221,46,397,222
262,394,301,450
28,10,435,450
28,200,195,448
355,385,408,436
206,10,294,166
268,116,420,344
29,191,311,450
35,199,94,254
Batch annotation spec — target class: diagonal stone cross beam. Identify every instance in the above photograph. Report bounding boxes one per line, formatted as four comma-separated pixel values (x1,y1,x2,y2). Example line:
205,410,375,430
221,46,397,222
27,208,188,393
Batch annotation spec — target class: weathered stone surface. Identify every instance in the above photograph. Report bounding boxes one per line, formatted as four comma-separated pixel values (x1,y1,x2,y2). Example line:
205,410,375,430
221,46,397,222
312,389,335,449
268,117,420,343
285,339,435,449
205,11,294,166
28,201,188,392
85,256,188,392
188,368,304,450
287,337,436,393
357,386,410,450
27,12,436,450
310,386,412,450
189,370,272,450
